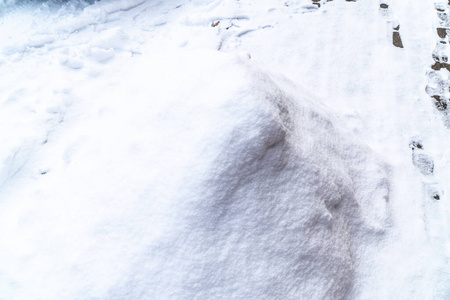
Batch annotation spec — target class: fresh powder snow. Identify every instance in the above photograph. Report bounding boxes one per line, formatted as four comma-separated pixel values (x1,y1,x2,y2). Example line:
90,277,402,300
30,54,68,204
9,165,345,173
0,0,449,299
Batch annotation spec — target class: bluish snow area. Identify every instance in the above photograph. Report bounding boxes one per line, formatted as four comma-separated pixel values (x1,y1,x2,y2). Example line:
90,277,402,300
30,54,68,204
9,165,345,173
0,0,449,299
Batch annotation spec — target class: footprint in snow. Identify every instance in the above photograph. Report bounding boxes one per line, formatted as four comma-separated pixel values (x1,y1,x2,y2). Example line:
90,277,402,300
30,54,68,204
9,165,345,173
424,182,443,201
409,140,434,176
379,2,390,18
425,70,449,111
432,3,450,70
409,139,442,201
379,1,404,48
425,2,450,128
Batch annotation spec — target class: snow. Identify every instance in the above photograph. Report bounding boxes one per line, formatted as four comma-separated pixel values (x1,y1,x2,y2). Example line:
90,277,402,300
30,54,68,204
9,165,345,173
0,0,449,299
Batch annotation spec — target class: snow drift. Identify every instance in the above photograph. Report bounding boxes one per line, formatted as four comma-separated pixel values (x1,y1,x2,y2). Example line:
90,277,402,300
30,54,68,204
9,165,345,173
0,47,391,299
1,0,450,299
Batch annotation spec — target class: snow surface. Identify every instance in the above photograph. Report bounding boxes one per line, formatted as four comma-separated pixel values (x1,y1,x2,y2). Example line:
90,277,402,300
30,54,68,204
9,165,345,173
0,0,449,299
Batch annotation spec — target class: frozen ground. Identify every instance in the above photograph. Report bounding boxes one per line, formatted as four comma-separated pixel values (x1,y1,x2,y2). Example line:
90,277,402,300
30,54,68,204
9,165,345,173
0,0,449,299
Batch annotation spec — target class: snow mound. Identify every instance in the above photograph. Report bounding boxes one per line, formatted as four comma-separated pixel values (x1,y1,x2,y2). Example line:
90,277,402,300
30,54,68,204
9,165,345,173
0,49,390,299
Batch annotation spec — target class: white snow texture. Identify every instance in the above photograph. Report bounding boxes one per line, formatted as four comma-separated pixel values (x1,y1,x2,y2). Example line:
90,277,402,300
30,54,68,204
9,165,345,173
0,0,449,299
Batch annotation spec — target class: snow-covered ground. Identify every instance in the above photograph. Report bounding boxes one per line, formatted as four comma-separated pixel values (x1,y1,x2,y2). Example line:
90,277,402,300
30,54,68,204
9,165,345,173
0,0,449,299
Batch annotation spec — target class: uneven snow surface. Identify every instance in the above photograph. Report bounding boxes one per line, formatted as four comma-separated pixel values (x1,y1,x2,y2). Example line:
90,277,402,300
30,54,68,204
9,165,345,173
0,0,449,299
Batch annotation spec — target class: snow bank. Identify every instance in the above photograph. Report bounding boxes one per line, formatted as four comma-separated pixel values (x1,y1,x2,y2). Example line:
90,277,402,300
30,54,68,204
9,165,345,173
0,47,390,299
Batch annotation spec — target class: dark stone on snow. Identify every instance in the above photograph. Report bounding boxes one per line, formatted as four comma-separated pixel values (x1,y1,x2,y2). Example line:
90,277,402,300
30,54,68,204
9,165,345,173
431,63,441,70
432,63,450,72
393,31,404,48
437,27,448,39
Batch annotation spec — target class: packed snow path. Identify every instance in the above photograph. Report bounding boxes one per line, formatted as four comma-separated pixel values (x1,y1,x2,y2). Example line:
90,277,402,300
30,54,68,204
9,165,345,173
0,0,449,299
